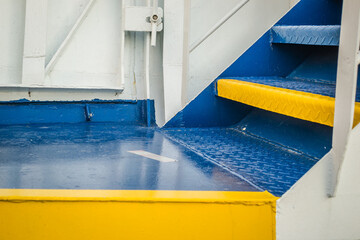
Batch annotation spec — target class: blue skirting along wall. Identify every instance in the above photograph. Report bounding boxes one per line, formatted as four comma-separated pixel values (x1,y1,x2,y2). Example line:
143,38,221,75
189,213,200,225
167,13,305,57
0,99,155,126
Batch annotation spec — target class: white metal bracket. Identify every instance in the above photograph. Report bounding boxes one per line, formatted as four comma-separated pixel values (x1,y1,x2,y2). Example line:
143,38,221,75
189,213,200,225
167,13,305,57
123,6,163,46
123,6,163,32
119,1,163,98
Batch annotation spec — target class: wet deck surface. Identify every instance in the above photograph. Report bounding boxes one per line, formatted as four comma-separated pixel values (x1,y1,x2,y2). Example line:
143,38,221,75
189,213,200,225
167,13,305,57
0,124,258,191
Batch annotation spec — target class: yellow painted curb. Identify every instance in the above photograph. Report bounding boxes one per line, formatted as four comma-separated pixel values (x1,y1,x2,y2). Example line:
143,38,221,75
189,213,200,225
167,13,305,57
0,189,277,240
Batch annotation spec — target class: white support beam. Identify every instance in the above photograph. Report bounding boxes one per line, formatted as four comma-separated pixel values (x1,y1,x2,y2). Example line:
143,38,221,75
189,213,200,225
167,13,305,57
331,0,360,197
162,0,190,124
45,0,96,76
22,0,48,85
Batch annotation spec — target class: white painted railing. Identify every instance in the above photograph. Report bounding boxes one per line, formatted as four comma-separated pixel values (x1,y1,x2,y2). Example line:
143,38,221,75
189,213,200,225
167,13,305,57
331,0,360,197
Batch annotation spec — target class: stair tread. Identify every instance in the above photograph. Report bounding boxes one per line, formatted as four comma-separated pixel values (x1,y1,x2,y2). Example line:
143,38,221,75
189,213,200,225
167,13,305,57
221,77,360,101
271,25,340,46
216,78,360,127
162,127,317,196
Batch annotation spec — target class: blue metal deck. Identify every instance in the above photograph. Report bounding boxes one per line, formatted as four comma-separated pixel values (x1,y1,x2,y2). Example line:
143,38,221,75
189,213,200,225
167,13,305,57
0,124,258,192
0,122,322,196
162,127,318,196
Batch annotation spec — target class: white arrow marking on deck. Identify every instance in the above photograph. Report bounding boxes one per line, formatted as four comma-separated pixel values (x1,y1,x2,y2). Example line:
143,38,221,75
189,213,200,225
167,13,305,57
128,150,177,162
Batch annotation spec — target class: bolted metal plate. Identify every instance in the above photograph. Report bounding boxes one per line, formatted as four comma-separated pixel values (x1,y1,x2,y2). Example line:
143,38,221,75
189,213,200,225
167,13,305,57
123,6,163,32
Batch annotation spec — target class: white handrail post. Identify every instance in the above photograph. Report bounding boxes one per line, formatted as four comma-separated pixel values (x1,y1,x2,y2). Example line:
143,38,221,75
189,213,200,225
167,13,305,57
145,0,152,126
330,0,360,197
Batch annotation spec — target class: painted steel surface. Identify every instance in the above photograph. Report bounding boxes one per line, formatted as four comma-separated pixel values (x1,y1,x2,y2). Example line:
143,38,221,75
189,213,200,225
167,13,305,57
0,189,277,240
0,124,257,191
0,100,155,126
168,0,344,129
162,127,317,197
225,76,360,101
237,109,332,160
271,25,340,46
217,79,360,127
165,83,252,128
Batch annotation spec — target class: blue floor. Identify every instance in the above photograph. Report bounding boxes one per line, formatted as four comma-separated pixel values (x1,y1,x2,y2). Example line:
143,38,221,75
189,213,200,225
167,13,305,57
0,122,322,196
162,127,318,196
0,124,258,192
223,77,360,102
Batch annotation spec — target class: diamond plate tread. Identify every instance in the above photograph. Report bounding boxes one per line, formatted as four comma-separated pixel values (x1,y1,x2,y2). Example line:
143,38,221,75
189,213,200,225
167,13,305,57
224,77,360,102
217,78,360,127
162,127,316,196
271,25,340,46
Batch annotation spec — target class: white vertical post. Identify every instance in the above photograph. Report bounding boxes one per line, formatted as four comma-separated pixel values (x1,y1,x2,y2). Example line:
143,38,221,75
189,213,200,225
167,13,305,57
145,0,152,126
162,0,190,124
22,0,47,85
120,0,126,88
331,0,360,197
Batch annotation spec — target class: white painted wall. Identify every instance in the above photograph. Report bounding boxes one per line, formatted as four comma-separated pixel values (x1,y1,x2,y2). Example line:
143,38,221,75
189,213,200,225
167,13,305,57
0,0,162,99
277,124,360,240
0,0,297,126
0,0,26,85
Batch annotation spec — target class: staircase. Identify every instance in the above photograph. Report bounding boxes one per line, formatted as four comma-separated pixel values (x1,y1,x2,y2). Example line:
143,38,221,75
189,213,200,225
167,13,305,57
165,0,348,197
216,24,360,127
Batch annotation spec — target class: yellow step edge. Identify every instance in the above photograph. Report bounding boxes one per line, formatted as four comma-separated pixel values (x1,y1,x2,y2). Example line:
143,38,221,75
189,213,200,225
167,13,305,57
0,189,277,240
217,79,360,127
0,189,276,203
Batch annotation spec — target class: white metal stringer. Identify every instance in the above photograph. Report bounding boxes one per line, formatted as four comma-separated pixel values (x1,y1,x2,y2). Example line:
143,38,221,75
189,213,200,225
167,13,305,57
331,0,360,197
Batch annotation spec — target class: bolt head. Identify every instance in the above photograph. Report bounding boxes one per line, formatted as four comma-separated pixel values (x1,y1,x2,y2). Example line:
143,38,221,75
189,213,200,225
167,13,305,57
152,14,158,21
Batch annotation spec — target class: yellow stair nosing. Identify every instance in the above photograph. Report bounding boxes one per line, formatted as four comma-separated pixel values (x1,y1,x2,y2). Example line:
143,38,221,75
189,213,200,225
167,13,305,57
217,79,360,127
0,189,277,203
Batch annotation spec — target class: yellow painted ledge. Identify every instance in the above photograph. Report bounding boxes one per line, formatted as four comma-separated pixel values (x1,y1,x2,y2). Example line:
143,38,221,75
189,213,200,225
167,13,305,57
217,79,360,127
0,189,277,240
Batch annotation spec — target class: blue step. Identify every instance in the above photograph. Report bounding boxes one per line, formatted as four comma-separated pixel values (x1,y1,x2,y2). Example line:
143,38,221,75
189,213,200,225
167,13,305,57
271,25,341,46
162,124,321,196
